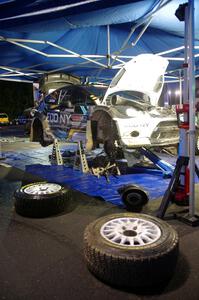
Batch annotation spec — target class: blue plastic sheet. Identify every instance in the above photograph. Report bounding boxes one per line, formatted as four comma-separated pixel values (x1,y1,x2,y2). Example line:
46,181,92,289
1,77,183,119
24,164,170,206
3,147,199,207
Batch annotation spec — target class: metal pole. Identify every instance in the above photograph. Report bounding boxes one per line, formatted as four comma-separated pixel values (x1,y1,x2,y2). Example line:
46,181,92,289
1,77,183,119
179,6,189,161
107,25,111,67
184,7,189,106
188,0,196,217
179,70,182,105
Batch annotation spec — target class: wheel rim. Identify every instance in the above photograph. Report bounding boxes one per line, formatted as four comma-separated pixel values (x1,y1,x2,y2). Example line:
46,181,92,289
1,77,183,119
100,217,161,247
22,183,61,195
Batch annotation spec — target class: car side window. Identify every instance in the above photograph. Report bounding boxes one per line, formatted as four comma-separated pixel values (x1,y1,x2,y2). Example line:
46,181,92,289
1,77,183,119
71,88,85,105
74,105,83,114
71,87,93,106
58,87,74,108
45,90,59,105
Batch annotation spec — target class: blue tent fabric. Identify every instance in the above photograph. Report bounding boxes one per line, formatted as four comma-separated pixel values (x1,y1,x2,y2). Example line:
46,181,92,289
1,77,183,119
0,0,199,82
0,1,165,29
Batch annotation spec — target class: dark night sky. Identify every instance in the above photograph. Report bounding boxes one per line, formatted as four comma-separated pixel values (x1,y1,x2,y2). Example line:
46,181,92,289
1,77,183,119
0,80,34,119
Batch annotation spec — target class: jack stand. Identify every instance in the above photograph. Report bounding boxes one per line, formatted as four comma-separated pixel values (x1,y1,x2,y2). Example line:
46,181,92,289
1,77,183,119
156,156,199,226
50,139,63,165
73,141,89,173
139,147,174,178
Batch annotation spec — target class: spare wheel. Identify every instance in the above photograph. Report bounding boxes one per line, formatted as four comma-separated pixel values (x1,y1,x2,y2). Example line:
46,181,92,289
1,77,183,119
84,213,179,289
14,182,70,218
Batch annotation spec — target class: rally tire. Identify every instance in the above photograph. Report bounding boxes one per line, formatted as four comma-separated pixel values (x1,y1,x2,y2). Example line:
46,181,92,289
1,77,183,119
123,192,145,212
120,186,149,212
14,182,70,218
83,213,179,289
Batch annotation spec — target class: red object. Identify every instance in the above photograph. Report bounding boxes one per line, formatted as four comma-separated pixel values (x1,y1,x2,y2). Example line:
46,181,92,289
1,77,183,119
174,166,190,204
182,63,188,68
185,167,190,195
176,103,189,113
174,189,188,202
176,104,189,129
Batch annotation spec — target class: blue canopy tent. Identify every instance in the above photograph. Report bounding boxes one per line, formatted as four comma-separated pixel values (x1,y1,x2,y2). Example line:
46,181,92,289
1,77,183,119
0,0,198,83
0,0,198,222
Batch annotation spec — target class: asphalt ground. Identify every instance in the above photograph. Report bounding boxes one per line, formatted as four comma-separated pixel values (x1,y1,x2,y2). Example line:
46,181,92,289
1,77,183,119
1,125,199,300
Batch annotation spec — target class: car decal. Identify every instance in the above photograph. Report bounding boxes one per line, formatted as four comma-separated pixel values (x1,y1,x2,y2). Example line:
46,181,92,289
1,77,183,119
47,111,88,130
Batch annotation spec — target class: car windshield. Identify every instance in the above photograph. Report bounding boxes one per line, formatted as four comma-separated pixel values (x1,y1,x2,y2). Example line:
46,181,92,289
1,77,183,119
45,85,107,106
108,91,150,105
0,113,8,118
82,85,107,98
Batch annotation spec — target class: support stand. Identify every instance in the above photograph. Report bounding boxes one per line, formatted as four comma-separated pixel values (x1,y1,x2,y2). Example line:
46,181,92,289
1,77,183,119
50,139,63,165
73,141,89,173
156,156,199,226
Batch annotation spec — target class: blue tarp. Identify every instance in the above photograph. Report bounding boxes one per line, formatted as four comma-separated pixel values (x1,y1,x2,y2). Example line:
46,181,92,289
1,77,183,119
0,0,199,82
3,147,199,206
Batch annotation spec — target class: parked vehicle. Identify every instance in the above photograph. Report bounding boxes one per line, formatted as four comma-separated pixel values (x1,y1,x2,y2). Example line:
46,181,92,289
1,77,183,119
11,115,27,125
10,108,34,134
0,113,9,125
90,54,179,157
30,84,107,146
23,107,35,134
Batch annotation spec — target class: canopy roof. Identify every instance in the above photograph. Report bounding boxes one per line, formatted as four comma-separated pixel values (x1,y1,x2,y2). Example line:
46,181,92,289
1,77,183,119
0,0,199,83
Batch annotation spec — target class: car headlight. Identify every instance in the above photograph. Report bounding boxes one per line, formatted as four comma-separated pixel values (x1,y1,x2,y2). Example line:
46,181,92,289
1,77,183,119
126,108,137,117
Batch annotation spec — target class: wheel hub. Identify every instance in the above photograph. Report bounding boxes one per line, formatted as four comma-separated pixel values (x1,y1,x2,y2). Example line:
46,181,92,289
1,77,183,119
123,230,137,237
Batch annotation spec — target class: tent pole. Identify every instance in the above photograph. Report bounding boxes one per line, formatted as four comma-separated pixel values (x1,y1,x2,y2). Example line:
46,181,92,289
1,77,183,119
178,5,189,175
107,25,111,67
46,41,107,68
188,0,196,218
179,70,182,105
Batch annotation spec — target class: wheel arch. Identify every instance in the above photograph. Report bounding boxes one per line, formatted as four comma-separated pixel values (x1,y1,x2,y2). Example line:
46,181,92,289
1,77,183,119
30,117,43,142
91,109,119,143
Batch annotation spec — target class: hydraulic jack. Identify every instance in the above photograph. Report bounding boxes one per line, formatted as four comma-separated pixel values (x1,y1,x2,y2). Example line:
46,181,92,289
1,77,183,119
139,147,174,178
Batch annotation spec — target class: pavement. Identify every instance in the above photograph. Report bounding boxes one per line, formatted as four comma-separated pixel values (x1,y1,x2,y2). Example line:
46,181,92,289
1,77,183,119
1,129,199,300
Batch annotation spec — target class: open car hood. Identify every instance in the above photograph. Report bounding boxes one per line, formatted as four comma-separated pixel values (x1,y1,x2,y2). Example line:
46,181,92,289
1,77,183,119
103,54,168,107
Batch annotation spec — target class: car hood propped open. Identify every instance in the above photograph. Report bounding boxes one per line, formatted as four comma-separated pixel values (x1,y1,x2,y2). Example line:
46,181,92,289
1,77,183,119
103,54,169,107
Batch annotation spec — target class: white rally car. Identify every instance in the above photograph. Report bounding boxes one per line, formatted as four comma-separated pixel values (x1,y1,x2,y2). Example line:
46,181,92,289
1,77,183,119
90,54,179,157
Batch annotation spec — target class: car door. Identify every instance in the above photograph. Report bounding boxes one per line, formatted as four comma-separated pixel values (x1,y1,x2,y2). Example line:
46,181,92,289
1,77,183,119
69,86,91,130
45,86,74,133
